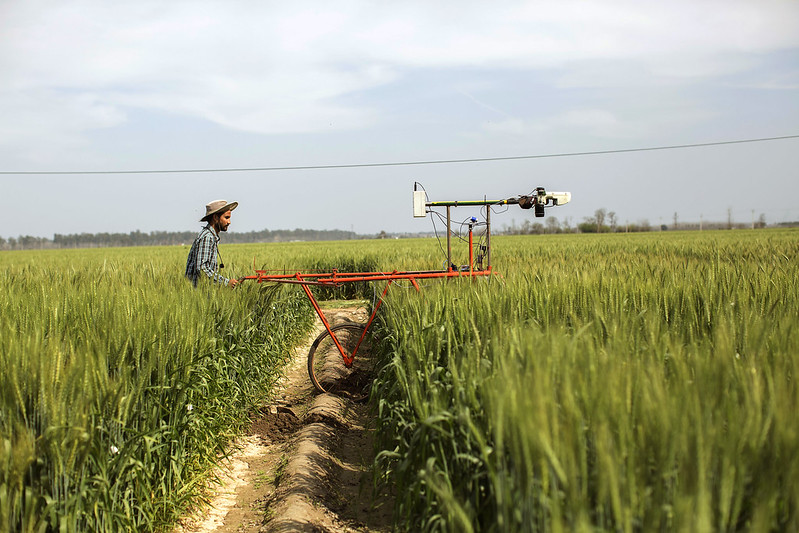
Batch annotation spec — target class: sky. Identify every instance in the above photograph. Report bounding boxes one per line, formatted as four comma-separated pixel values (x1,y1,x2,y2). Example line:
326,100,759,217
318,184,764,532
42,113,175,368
1,0,798,239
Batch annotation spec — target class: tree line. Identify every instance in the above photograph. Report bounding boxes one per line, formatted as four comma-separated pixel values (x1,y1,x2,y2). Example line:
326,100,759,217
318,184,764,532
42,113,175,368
501,208,773,235
0,228,361,251
3,212,789,250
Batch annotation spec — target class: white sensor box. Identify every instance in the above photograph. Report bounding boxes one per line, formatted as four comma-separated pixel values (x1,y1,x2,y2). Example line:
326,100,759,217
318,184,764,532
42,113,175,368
413,190,427,217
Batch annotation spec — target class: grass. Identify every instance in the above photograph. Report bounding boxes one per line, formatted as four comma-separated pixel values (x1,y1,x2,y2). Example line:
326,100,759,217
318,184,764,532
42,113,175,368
272,454,289,488
0,246,314,531
370,229,799,532
3,229,797,531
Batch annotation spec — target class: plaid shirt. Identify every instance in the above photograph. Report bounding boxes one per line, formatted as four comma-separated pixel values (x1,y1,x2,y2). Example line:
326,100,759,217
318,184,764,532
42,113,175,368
185,225,230,287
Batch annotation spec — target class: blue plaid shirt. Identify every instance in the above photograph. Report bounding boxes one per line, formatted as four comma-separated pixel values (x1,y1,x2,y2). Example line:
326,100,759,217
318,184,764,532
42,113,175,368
185,225,230,287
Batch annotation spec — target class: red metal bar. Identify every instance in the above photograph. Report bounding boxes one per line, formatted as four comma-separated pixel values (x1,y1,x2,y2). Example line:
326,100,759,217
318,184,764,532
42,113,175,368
310,270,492,284
469,225,474,275
349,278,393,361
295,272,355,367
239,267,497,371
240,268,494,286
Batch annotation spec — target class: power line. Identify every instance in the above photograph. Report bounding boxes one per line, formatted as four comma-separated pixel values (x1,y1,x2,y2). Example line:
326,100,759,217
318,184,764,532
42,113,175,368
1,134,797,176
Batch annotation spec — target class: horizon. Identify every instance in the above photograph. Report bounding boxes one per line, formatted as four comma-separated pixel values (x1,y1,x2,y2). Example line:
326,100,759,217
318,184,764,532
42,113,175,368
2,212,794,244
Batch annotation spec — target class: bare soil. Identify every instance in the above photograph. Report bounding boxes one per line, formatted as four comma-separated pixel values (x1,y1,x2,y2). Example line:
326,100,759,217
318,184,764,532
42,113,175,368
175,306,393,533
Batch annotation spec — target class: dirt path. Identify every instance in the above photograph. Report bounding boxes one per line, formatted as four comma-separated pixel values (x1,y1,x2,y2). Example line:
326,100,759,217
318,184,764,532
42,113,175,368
176,306,393,533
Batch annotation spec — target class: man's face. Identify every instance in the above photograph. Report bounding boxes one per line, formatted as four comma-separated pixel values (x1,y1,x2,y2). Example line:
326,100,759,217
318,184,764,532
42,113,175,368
217,210,232,231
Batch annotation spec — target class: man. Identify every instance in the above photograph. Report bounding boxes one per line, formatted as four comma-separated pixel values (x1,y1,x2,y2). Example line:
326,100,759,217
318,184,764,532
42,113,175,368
185,199,239,288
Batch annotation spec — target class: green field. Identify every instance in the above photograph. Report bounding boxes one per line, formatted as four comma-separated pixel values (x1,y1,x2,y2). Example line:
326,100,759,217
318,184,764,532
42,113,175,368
372,230,799,532
0,246,316,531
2,229,798,531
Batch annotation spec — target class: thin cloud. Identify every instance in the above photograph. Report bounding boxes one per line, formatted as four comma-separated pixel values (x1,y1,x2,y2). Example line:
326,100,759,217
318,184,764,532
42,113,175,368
0,0,797,148
456,88,513,119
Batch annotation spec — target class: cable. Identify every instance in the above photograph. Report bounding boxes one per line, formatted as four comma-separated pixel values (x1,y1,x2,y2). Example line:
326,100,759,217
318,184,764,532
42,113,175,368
2,134,796,175
428,209,451,265
414,181,430,202
423,177,503,268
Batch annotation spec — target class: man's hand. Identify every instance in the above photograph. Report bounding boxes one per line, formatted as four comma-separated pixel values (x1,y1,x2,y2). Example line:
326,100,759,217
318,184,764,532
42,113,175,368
229,278,239,288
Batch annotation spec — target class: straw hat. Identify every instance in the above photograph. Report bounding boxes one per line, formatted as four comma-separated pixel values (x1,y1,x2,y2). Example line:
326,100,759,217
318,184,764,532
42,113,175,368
200,199,238,222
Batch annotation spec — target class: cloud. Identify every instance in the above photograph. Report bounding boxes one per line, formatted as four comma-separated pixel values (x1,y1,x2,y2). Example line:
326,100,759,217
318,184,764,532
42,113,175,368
0,89,126,165
349,1,799,71
482,118,528,136
0,0,797,153
480,109,637,140
1,2,402,137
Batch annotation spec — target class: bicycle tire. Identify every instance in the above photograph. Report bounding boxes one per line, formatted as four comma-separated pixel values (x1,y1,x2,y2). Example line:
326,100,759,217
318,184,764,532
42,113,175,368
307,323,375,400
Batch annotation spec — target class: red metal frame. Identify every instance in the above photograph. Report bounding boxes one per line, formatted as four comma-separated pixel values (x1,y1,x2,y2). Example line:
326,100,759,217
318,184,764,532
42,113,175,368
240,267,494,367
236,186,568,390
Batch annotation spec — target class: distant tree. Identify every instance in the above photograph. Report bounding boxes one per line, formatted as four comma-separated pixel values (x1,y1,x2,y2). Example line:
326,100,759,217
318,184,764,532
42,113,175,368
626,219,651,232
594,208,607,233
756,213,767,229
608,211,617,232
545,216,560,233
673,212,679,230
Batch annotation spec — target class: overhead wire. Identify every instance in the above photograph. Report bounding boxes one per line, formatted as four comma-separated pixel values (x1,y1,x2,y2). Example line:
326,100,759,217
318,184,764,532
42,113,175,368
1,134,797,175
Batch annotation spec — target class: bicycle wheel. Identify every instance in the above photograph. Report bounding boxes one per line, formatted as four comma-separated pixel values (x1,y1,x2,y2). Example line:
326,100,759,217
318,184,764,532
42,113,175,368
307,323,375,400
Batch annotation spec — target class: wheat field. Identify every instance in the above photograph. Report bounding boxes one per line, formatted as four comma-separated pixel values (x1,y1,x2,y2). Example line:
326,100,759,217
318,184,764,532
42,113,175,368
2,229,797,531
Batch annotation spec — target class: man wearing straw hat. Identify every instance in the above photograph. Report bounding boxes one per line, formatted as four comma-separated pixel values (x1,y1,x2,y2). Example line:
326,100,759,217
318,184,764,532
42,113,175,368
185,199,239,288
